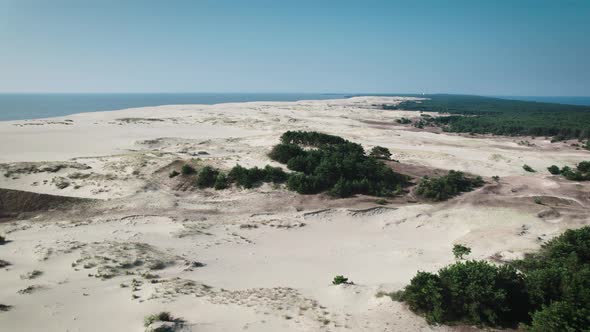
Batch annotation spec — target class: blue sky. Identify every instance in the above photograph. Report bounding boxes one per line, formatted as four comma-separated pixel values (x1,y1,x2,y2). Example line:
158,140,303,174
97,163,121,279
0,0,589,95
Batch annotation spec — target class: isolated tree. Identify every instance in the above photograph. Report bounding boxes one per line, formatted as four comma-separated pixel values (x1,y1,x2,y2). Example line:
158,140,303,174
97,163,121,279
369,146,392,160
452,244,471,260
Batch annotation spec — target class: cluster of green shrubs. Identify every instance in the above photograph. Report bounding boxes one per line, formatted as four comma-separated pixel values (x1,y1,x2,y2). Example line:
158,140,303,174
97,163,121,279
415,170,484,201
280,130,348,146
172,132,410,198
268,131,407,197
547,161,590,181
172,161,289,191
196,164,288,190
397,226,590,330
227,164,287,188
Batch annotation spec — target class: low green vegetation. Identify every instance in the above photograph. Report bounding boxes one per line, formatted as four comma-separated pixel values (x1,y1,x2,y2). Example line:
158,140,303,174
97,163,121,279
196,166,218,188
174,132,490,201
369,146,392,160
388,95,590,141
452,244,471,260
332,275,351,285
268,131,408,197
548,161,590,181
547,165,560,175
415,170,484,201
180,164,195,175
395,226,590,329
523,164,536,173
395,117,411,124
0,235,5,245
168,170,179,178
213,173,228,190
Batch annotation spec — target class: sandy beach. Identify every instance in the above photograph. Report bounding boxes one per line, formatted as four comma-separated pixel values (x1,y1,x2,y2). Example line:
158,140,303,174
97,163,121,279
1,96,589,332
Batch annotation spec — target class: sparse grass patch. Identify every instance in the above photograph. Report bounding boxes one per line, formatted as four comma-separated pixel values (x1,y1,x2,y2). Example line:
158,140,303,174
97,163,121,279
20,270,43,280
376,290,404,301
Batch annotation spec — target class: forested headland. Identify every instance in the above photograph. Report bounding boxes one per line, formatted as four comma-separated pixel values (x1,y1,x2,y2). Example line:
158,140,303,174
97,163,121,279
384,95,590,141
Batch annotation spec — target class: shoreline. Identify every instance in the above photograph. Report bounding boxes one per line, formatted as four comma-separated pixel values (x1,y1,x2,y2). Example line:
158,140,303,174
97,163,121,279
0,93,357,122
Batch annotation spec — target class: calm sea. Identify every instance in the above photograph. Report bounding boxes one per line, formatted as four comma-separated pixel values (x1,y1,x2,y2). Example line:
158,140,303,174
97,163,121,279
0,93,349,121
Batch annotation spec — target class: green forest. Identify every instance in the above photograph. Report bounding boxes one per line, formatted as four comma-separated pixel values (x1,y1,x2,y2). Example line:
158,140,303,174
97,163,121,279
385,95,590,141
396,226,590,330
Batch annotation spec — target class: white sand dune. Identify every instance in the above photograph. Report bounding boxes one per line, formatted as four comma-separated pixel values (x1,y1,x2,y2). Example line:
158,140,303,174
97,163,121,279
0,97,589,331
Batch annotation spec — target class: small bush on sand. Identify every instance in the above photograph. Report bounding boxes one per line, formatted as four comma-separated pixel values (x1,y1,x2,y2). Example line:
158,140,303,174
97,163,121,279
144,311,173,327
168,170,179,178
181,164,195,175
533,196,543,205
547,165,560,175
523,164,536,172
332,275,351,285
416,170,484,201
369,146,392,160
0,235,5,245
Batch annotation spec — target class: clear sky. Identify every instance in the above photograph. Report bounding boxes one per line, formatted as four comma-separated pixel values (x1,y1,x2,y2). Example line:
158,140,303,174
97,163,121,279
0,0,589,95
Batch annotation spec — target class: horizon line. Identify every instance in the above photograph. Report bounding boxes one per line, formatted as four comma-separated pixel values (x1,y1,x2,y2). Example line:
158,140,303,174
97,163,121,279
0,92,589,98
